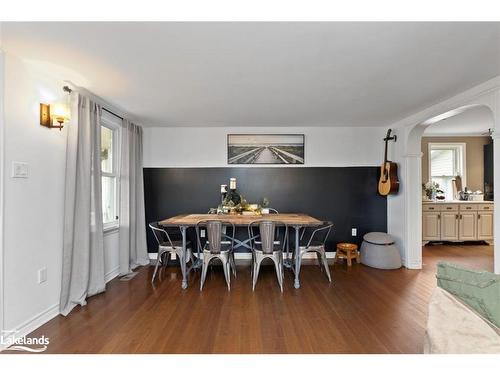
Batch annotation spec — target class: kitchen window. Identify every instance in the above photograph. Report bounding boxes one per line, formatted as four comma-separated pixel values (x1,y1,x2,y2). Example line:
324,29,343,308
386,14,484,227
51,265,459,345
428,143,466,200
101,110,121,230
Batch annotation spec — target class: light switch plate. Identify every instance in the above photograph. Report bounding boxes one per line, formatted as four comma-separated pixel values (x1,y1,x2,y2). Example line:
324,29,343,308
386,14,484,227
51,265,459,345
12,162,29,178
38,268,47,284
200,229,206,238
351,228,357,236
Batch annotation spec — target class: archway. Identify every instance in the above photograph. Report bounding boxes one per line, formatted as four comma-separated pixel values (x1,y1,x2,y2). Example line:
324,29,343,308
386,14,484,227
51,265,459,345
404,102,499,273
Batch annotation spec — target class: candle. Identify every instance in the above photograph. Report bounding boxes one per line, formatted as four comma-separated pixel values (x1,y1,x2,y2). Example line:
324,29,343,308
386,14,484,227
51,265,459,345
230,178,236,190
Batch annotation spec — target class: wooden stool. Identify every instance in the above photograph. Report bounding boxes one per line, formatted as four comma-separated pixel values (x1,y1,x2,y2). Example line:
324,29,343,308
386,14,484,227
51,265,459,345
335,243,360,267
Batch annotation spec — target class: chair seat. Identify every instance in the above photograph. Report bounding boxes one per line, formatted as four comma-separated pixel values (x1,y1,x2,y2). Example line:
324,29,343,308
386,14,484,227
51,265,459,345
204,243,232,253
254,244,283,253
159,240,191,249
299,240,325,249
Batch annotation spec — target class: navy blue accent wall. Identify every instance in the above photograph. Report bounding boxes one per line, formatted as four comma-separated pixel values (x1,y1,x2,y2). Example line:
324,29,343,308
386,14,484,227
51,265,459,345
143,167,386,253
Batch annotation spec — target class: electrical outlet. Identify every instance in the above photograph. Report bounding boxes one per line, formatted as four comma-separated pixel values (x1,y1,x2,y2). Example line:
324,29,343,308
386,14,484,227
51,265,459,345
200,229,206,238
351,228,357,236
38,268,47,284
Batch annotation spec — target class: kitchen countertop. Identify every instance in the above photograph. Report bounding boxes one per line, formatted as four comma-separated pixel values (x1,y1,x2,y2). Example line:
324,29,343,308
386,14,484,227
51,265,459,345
422,200,494,204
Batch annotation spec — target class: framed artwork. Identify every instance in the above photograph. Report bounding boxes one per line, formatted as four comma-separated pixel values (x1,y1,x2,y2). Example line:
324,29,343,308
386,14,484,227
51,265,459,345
227,134,305,164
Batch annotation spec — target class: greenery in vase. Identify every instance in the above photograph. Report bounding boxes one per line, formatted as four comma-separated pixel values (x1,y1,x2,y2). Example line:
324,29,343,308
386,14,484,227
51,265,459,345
422,181,444,200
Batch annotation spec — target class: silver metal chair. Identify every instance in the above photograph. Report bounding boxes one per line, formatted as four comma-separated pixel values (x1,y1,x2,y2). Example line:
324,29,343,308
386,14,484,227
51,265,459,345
196,220,236,291
295,221,333,283
255,208,280,245
248,220,288,292
149,222,194,283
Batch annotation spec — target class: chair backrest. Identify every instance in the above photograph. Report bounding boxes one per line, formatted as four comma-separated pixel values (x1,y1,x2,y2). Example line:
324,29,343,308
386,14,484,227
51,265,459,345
303,221,333,248
248,220,287,254
259,221,276,253
149,222,175,248
196,220,235,254
267,208,279,214
206,221,222,252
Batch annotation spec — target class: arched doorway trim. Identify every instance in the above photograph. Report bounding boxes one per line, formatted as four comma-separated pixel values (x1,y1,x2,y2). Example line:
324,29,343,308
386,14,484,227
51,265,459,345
387,76,500,273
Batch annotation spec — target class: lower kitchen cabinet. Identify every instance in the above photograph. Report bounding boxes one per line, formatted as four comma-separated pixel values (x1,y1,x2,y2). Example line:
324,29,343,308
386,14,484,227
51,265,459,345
422,202,493,245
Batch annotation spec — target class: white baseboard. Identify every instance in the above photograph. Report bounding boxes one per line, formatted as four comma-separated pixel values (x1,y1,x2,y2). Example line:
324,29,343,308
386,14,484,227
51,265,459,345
105,266,120,283
406,261,422,269
0,303,59,352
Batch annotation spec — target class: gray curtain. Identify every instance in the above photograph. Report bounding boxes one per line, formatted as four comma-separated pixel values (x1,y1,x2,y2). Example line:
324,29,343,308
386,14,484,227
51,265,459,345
60,93,105,316
119,120,150,275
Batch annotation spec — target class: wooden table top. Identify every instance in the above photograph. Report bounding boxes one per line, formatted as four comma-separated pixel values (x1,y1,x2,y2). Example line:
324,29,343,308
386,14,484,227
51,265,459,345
159,213,323,227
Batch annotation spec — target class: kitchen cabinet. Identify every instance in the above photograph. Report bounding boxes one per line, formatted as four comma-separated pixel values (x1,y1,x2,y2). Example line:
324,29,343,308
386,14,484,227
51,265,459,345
477,210,494,240
422,202,493,245
458,211,477,241
440,211,459,241
422,211,441,241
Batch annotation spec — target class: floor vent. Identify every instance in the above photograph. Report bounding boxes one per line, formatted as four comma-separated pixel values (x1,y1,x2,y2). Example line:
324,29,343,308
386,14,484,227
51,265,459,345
119,272,138,281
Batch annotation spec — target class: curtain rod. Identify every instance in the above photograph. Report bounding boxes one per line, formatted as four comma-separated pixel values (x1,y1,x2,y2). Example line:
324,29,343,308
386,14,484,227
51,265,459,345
102,107,124,120
63,83,129,123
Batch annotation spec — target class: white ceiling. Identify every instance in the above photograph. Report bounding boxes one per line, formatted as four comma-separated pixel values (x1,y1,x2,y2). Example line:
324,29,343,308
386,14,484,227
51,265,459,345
3,22,500,127
424,106,494,136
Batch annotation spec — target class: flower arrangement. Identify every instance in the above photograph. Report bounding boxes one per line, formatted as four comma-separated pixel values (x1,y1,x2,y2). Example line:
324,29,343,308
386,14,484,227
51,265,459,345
422,181,444,200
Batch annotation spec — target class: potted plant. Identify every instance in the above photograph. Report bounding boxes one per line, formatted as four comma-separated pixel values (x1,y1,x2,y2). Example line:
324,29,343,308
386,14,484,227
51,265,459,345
423,181,444,201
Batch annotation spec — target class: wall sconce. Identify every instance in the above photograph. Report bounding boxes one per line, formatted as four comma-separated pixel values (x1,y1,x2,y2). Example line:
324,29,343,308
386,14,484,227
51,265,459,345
40,86,72,130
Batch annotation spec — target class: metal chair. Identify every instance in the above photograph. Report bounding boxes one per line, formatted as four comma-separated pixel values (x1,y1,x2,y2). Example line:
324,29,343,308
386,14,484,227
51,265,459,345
196,220,236,291
248,220,288,292
149,222,194,283
255,208,280,245
295,222,333,283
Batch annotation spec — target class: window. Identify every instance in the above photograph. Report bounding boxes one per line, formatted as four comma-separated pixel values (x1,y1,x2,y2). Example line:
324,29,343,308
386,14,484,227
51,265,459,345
101,110,121,230
428,143,466,200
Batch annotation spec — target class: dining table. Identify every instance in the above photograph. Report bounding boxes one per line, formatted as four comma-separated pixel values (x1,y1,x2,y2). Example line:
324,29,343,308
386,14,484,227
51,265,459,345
159,213,323,289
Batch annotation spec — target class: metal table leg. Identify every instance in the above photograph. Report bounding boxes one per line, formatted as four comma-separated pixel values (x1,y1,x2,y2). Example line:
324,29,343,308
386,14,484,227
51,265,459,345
294,225,302,289
180,225,188,289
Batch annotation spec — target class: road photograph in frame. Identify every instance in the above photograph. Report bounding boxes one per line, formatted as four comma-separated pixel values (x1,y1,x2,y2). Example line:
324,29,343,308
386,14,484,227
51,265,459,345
227,134,305,164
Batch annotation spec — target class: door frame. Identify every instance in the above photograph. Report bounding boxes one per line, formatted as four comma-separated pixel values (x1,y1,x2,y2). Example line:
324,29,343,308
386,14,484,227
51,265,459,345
387,77,500,274
0,47,5,341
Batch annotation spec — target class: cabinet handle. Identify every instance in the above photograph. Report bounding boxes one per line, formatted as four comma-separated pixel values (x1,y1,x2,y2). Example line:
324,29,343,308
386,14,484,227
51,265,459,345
456,214,459,219
478,214,481,219
460,214,463,219
438,214,441,219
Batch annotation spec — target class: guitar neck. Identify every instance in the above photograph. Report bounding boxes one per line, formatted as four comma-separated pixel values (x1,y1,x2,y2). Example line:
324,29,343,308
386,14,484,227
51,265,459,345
383,129,392,163
383,139,388,163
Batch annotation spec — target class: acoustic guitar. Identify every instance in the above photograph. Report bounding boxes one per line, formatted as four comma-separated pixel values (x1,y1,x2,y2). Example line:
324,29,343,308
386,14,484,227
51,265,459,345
378,129,399,196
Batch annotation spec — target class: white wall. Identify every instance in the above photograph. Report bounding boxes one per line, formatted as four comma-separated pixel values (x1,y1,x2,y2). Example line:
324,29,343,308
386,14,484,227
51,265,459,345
104,229,120,282
1,53,120,343
3,53,66,334
143,126,387,167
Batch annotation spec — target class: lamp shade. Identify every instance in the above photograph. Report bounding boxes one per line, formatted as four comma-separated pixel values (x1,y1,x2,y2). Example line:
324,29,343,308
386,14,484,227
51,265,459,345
50,102,71,124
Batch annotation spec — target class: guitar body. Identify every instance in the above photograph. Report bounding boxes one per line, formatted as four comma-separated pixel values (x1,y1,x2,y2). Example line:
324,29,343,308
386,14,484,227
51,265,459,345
378,161,399,196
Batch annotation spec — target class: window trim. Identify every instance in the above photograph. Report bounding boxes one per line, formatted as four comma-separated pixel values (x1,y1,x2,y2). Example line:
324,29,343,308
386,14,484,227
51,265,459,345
428,142,467,196
101,111,122,231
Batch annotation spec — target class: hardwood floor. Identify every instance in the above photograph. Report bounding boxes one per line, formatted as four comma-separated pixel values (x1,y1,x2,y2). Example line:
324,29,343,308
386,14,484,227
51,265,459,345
23,244,493,354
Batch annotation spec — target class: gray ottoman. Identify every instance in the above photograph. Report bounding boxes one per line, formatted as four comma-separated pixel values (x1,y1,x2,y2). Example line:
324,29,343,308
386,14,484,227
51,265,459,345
360,232,402,269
